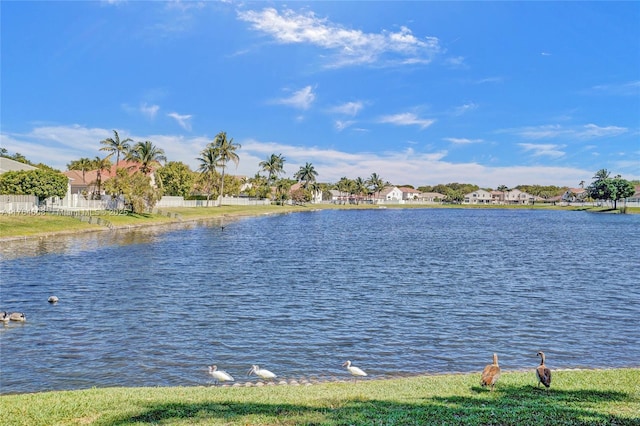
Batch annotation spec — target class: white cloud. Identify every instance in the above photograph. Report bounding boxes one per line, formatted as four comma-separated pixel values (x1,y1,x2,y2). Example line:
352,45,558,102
518,143,566,158
237,7,441,68
335,120,355,131
378,112,435,129
167,112,193,131
444,137,483,145
6,124,637,190
589,80,640,96
140,103,160,119
273,86,316,110
453,102,477,116
329,101,364,116
505,123,628,140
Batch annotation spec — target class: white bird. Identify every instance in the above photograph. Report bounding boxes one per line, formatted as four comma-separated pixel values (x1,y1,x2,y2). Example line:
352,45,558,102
343,360,367,381
48,296,59,303
1,312,9,322
208,365,234,385
248,364,276,380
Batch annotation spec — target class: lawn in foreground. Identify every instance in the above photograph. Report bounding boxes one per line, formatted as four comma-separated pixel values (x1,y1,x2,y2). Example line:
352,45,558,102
2,369,638,425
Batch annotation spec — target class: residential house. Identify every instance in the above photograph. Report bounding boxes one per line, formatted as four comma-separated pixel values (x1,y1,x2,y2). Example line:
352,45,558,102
0,157,38,174
378,186,403,202
562,188,587,203
464,189,492,204
63,161,147,196
504,189,535,204
289,182,322,204
417,192,446,203
399,186,422,201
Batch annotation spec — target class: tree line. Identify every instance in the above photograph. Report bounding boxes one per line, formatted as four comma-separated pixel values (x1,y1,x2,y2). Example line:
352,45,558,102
1,135,637,212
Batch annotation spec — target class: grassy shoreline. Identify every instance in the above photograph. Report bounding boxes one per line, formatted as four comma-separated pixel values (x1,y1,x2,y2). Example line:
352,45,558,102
1,368,638,425
1,203,637,241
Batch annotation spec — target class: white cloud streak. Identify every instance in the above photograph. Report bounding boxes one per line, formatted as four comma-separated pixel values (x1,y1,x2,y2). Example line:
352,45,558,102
4,124,637,189
273,86,316,110
167,112,193,131
237,7,441,68
378,112,435,129
518,143,566,158
505,123,628,140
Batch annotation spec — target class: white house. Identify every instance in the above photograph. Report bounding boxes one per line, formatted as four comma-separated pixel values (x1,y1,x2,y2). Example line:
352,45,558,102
399,187,422,200
379,186,403,201
464,189,492,204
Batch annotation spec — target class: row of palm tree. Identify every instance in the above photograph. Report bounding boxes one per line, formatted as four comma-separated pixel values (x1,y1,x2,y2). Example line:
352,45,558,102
71,129,384,206
196,131,241,206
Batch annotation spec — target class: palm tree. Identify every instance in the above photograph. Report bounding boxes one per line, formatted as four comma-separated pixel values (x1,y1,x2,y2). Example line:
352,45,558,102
67,157,93,185
259,153,286,185
100,130,132,169
127,141,166,176
353,177,368,204
196,145,220,206
92,155,113,199
210,131,241,206
366,173,384,201
294,162,318,189
497,184,509,203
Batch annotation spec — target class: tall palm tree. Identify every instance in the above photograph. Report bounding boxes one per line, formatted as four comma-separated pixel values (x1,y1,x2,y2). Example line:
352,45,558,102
196,145,220,206
259,153,286,185
100,130,132,169
353,177,368,204
92,155,113,199
127,141,167,176
210,131,241,206
294,162,318,189
366,173,384,201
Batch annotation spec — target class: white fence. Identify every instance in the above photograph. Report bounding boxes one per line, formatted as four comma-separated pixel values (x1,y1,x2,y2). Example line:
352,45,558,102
155,196,271,208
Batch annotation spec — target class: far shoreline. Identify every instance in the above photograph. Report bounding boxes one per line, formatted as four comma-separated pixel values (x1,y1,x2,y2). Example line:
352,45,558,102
1,202,637,243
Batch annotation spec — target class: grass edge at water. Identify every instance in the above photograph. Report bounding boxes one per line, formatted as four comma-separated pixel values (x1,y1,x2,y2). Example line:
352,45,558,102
1,368,638,425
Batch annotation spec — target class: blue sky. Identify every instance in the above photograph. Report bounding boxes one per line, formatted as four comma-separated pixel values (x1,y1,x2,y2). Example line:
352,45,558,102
2,1,639,188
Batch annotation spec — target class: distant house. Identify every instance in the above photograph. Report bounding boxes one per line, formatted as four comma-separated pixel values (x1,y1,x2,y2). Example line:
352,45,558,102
562,188,587,203
504,189,535,205
418,192,446,203
398,186,421,201
464,189,492,204
63,161,147,196
379,186,403,201
0,157,38,174
289,182,322,204
626,185,640,205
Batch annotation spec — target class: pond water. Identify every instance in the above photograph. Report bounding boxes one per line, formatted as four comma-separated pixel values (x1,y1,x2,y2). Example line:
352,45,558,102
1,208,639,394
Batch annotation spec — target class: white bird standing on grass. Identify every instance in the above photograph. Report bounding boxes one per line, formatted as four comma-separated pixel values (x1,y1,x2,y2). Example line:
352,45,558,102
343,360,367,382
208,365,234,385
248,365,277,380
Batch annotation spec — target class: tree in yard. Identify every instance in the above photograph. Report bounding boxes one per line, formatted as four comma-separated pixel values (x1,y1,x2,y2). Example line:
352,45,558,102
92,155,113,199
67,157,94,185
100,130,132,169
259,153,286,185
196,145,220,207
587,169,635,210
104,168,161,214
610,176,636,209
294,162,318,189
0,169,68,202
126,141,166,176
275,178,294,206
210,131,241,206
155,161,195,197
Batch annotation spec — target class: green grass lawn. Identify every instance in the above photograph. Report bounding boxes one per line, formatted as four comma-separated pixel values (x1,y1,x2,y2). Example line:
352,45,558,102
1,369,638,425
